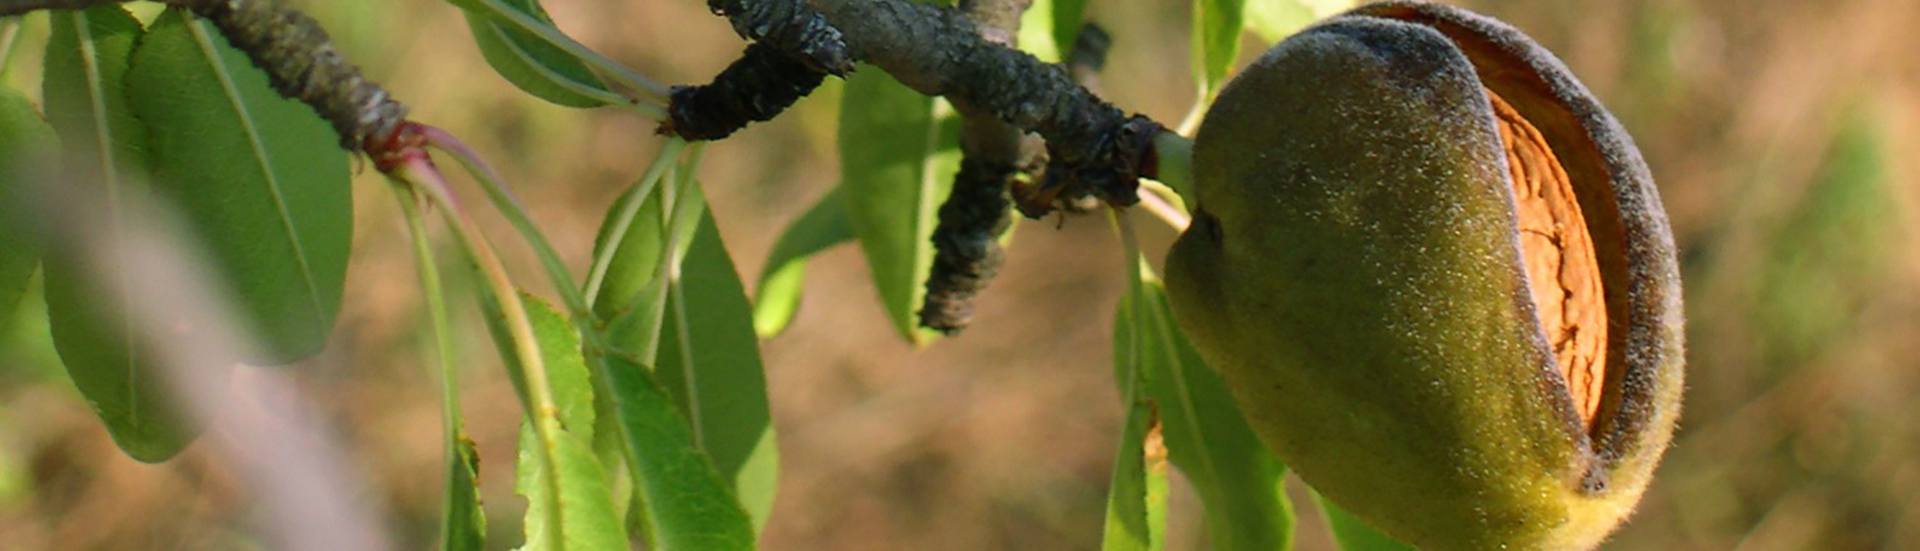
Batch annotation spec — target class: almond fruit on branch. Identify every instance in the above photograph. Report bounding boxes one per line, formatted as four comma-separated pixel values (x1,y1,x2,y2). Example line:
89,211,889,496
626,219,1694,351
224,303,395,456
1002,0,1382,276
1163,2,1685,550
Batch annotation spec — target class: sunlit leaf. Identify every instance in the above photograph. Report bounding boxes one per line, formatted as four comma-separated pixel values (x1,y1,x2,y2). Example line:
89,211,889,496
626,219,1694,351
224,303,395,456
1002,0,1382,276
1116,274,1294,551
0,85,56,319
1193,0,1248,96
752,187,853,338
446,0,614,108
41,5,198,463
657,213,778,530
1316,493,1417,551
837,68,961,344
127,8,351,364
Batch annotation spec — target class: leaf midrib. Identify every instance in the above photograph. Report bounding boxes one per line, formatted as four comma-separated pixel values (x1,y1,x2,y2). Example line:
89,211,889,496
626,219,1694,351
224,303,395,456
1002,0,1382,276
184,19,326,341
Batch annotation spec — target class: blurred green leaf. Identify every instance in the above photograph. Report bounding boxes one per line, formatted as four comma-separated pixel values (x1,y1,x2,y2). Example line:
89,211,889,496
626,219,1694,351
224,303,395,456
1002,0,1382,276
500,296,625,551
1245,0,1312,44
1050,0,1089,58
1756,109,1895,368
655,213,779,531
0,85,55,319
752,187,853,338
598,352,757,551
1017,0,1062,63
41,5,201,463
1193,0,1247,96
447,0,615,108
1316,493,1417,551
1116,274,1294,551
837,68,961,344
126,9,352,365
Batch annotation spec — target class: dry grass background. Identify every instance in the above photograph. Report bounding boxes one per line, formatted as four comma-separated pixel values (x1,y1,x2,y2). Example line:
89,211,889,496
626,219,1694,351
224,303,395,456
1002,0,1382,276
1,0,1917,549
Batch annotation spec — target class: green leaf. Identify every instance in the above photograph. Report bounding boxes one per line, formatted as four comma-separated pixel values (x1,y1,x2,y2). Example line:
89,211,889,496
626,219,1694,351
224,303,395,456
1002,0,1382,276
447,0,615,108
1316,494,1417,551
1245,0,1355,44
598,352,757,551
1193,0,1248,96
1101,398,1166,551
42,5,203,463
0,85,56,319
837,68,961,344
657,213,779,530
1116,275,1294,551
514,419,626,551
752,187,854,338
1051,0,1090,57
445,434,487,551
502,296,625,551
1017,0,1063,63
596,175,704,363
42,6,144,187
126,8,352,364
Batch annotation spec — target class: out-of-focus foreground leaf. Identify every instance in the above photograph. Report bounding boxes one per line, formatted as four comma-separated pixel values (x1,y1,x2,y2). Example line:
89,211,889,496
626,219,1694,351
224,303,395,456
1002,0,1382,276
41,5,198,463
0,85,55,319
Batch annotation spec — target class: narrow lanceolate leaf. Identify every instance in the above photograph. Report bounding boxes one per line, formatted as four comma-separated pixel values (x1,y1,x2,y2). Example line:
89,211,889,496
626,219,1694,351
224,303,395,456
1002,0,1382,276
657,213,778,530
445,435,487,551
837,68,962,344
599,352,757,551
0,86,56,318
1101,398,1166,551
752,187,854,338
1115,276,1293,551
502,296,625,551
126,8,351,364
446,0,615,108
41,5,201,463
1192,0,1248,96
1316,494,1417,551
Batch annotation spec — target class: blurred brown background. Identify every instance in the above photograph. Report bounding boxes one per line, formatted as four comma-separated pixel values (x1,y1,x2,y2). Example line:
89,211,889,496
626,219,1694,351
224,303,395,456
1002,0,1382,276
1,0,1917,549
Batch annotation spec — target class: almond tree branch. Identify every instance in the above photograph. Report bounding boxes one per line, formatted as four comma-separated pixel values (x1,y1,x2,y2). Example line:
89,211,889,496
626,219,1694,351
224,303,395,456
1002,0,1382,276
806,0,1161,211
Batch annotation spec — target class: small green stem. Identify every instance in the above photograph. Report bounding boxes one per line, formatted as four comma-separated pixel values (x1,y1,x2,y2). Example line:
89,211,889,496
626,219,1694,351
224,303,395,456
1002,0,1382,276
392,158,568,551
465,0,671,102
420,125,592,319
1150,130,1194,203
392,181,473,551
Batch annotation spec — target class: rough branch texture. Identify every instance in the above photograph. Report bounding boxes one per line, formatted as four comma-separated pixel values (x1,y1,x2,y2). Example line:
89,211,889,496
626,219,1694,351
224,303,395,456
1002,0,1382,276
185,0,410,155
661,42,826,141
918,0,1036,334
810,0,1158,209
707,0,853,75
0,0,412,158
